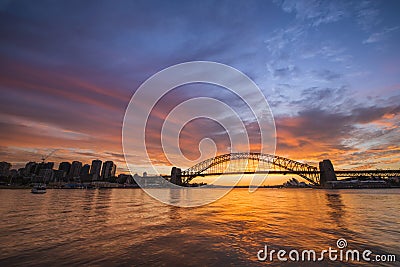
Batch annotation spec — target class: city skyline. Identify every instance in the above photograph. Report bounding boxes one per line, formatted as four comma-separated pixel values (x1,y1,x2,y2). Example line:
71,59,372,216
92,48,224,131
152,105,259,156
1,0,399,183
0,158,118,180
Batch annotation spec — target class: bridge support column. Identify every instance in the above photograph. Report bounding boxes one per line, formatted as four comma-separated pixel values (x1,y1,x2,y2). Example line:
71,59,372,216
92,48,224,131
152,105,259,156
319,159,337,187
171,167,182,186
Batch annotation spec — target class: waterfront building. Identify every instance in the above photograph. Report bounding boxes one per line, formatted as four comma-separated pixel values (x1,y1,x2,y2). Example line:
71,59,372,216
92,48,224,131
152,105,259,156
80,164,91,182
117,174,135,184
101,161,116,180
53,169,66,182
0,161,11,177
80,164,90,176
58,162,71,176
38,168,54,182
34,162,54,175
69,161,82,179
24,162,37,176
90,160,102,181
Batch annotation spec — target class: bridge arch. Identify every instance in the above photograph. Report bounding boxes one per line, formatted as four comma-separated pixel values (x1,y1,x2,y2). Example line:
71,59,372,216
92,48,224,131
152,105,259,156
181,152,319,185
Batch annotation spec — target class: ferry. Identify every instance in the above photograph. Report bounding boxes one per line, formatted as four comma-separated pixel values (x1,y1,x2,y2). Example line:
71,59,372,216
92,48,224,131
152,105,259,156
31,184,47,194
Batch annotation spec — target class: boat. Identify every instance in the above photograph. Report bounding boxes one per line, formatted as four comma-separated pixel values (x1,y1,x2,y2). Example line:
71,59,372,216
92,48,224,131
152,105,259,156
31,183,47,194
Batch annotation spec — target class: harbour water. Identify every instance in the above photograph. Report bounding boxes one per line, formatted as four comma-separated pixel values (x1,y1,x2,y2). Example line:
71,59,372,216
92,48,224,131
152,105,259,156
0,188,399,266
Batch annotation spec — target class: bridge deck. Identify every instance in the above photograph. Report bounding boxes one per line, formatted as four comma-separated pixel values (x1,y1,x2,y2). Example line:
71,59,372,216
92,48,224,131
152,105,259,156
179,170,400,177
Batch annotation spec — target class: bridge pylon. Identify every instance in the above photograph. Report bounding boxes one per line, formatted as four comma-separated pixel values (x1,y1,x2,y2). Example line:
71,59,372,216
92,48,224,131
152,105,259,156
171,167,182,185
319,159,337,186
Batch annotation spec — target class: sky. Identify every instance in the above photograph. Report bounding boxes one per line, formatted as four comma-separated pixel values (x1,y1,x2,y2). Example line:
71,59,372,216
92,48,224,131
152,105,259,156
0,0,399,184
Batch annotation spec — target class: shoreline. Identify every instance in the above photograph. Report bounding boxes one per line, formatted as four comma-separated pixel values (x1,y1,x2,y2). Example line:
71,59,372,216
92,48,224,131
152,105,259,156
1,185,399,190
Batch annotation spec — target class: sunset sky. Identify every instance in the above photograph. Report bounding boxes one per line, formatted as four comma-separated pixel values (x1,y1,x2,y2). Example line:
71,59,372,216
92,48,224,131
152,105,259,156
1,0,399,184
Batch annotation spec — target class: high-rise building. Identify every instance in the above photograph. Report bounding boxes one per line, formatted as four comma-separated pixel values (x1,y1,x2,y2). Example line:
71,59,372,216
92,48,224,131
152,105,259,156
53,170,66,182
80,164,90,181
9,169,18,179
69,161,82,179
38,168,54,182
24,162,37,176
17,168,25,176
90,160,102,181
44,162,54,169
101,161,116,180
58,162,71,175
34,162,54,175
0,162,11,177
80,164,90,176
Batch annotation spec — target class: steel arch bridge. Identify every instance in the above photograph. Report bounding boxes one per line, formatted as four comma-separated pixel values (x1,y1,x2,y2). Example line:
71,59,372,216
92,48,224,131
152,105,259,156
181,152,320,185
